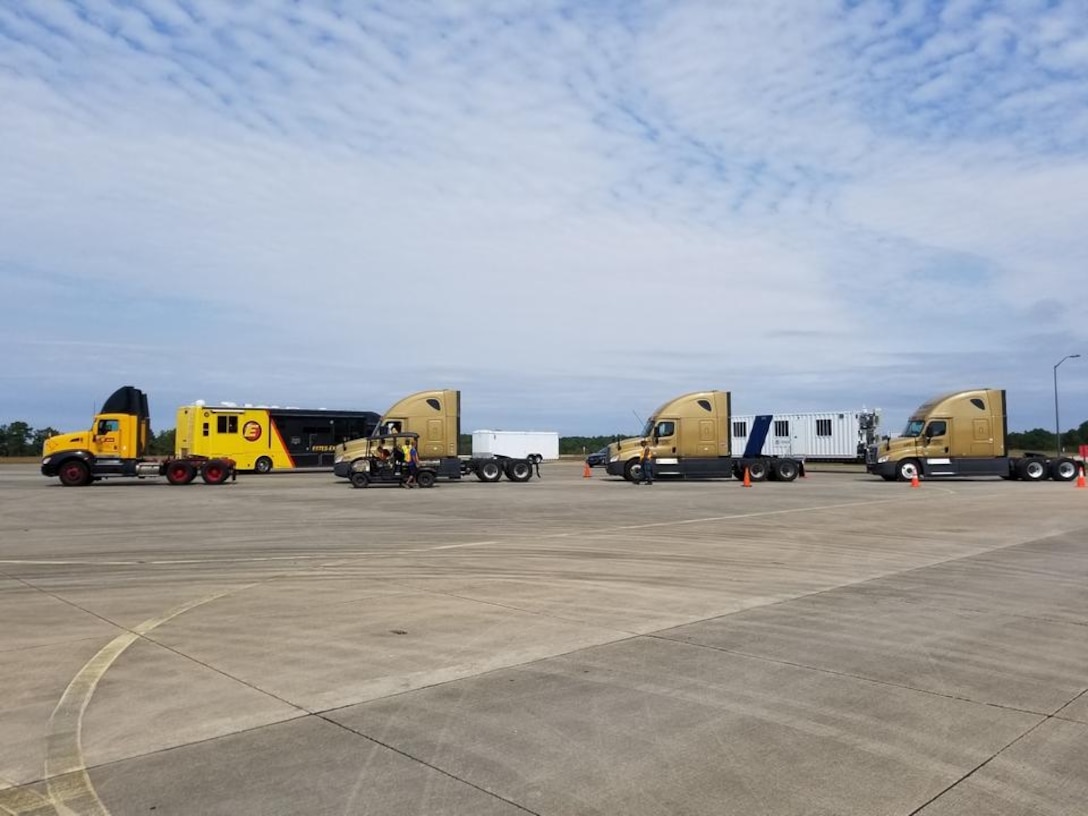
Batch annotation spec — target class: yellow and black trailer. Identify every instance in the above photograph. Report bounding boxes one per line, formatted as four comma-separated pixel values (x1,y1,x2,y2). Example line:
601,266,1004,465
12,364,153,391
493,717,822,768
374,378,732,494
176,405,379,473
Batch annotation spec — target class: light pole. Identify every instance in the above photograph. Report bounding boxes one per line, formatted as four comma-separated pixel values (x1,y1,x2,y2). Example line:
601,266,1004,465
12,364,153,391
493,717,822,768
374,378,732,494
1053,354,1081,454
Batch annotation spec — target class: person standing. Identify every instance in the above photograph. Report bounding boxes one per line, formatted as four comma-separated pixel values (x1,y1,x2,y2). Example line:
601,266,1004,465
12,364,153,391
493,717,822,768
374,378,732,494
636,439,655,485
404,438,420,488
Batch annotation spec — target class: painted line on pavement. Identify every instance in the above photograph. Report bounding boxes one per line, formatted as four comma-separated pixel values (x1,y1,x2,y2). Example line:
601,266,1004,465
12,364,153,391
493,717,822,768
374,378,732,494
43,587,251,816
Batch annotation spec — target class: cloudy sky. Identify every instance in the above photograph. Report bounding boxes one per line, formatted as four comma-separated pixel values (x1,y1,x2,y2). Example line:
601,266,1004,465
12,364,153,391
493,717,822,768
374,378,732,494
2,0,1087,436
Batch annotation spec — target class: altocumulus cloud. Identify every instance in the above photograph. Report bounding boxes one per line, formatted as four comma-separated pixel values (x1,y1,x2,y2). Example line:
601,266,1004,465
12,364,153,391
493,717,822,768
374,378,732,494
1,0,1086,433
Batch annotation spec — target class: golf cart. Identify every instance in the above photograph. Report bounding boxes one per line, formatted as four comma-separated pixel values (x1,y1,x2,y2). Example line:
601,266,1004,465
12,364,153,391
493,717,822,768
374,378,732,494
348,431,437,489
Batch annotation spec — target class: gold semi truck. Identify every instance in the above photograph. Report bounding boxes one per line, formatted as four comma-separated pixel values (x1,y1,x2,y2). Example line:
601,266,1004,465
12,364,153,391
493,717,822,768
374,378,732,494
605,390,804,482
41,386,235,487
866,388,1081,482
332,389,537,483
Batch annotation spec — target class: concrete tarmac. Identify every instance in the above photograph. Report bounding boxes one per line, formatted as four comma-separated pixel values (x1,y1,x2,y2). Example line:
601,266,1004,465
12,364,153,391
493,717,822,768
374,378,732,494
1,461,1086,815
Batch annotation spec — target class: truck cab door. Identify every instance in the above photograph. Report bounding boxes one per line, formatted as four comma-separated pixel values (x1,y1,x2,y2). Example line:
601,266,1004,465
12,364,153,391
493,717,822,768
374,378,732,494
920,418,950,458
93,417,123,458
653,419,679,456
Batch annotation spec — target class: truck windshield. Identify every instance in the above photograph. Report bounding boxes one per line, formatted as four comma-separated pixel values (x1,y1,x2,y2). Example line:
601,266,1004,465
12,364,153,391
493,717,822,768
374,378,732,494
901,419,926,438
640,417,656,438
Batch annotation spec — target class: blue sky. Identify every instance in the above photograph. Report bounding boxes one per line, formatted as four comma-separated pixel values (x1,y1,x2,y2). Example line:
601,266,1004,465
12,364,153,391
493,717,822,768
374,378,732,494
2,0,1087,436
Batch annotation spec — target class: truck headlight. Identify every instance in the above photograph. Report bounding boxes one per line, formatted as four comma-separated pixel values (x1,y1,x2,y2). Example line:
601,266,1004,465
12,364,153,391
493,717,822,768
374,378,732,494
42,456,51,465
878,456,889,464
609,455,619,463
334,454,343,464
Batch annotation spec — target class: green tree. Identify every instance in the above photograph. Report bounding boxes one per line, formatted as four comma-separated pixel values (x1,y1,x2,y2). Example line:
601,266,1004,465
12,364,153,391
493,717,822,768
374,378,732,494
0,421,34,456
148,428,176,456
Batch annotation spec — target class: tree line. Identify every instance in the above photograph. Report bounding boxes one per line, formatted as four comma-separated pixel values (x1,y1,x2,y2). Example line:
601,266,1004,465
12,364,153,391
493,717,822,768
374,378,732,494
4,423,1087,458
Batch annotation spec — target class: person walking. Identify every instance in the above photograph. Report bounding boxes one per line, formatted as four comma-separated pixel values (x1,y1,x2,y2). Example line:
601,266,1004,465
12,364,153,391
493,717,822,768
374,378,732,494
636,439,655,485
404,438,420,488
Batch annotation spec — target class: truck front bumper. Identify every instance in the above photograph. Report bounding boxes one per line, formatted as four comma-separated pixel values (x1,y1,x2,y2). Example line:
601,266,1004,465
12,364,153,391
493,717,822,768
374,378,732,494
333,461,353,479
866,461,897,478
605,461,624,477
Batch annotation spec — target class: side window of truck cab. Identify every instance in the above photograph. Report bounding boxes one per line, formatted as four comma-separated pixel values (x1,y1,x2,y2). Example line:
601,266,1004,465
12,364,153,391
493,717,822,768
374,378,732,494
654,421,676,440
923,420,947,439
96,419,120,435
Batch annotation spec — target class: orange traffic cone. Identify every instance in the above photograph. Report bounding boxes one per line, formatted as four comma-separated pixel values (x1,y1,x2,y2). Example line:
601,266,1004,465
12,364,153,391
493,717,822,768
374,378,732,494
583,462,592,479
910,473,920,489
742,467,751,488
1077,465,1086,489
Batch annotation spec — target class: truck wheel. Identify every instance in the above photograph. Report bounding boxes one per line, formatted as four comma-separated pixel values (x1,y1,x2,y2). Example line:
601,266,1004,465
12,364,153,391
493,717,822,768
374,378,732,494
896,459,921,482
1017,458,1047,482
166,461,196,485
1050,457,1078,482
58,459,91,487
623,459,642,482
773,460,799,482
504,460,533,482
476,460,503,482
350,471,370,488
254,456,273,474
747,461,769,482
416,470,437,488
201,460,230,485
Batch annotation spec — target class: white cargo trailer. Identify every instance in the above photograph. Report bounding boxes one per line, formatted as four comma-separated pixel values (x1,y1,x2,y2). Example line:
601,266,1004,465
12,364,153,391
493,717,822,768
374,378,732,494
471,430,559,463
730,410,880,462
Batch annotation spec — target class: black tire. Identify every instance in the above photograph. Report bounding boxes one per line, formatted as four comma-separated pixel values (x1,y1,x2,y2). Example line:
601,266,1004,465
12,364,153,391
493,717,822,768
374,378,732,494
165,461,196,485
504,460,533,482
475,460,503,482
1017,458,1047,482
350,471,370,488
416,470,437,488
746,461,769,482
254,456,273,474
1050,457,1078,482
201,460,230,485
896,459,921,482
773,459,799,482
57,459,91,487
623,459,642,482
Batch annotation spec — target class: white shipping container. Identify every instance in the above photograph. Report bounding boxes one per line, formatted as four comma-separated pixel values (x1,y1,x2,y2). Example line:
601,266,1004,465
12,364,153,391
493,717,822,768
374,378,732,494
730,410,880,461
472,430,560,462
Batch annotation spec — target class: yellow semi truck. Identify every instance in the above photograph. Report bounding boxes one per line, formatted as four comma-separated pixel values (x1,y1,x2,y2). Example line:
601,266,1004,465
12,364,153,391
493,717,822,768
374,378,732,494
866,388,1081,482
332,389,537,483
41,386,235,487
605,390,804,482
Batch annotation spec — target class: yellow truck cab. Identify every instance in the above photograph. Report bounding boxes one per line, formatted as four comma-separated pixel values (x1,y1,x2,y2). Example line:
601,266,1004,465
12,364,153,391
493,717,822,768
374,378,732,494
333,389,536,483
41,386,235,487
866,388,1081,482
606,390,803,482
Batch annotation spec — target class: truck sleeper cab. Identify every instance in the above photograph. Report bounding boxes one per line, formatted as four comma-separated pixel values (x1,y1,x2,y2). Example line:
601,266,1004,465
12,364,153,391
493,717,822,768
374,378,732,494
866,388,1080,482
605,390,803,482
